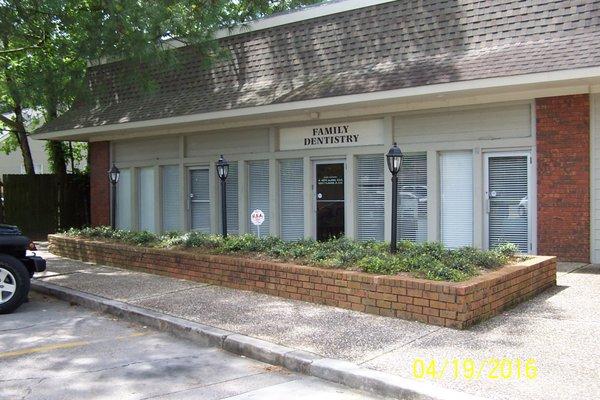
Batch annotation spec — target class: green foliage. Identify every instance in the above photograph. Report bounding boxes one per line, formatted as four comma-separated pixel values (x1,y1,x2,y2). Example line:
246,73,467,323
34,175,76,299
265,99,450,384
0,132,18,155
1,109,44,155
0,0,319,171
358,255,405,275
64,226,160,246
494,242,519,257
45,141,88,174
64,227,522,282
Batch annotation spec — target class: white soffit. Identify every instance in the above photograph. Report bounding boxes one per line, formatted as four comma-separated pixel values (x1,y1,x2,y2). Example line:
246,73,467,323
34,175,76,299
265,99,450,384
33,67,600,141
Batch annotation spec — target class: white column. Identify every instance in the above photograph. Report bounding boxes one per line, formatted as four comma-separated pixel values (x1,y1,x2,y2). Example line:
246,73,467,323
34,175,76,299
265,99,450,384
268,127,278,153
303,156,313,238
154,165,161,233
238,160,248,234
209,161,218,234
269,158,279,237
427,150,439,242
131,167,139,231
472,147,484,248
344,154,355,239
179,135,187,231
383,116,394,242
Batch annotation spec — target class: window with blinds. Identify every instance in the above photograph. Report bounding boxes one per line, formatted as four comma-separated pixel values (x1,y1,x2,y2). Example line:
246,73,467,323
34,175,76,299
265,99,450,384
280,159,304,241
116,168,131,230
440,151,473,248
138,167,156,232
397,153,427,242
487,155,529,253
162,165,181,232
248,160,270,236
356,154,384,241
225,162,239,235
190,168,210,233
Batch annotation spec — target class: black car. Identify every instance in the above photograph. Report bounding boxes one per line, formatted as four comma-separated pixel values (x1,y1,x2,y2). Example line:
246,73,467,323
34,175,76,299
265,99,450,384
0,224,46,314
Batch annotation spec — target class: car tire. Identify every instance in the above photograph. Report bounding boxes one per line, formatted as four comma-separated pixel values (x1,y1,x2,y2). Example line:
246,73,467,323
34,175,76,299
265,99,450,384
0,255,31,314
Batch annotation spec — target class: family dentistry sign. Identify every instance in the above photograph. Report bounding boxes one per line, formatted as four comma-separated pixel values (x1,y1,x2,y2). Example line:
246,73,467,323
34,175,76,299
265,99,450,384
305,125,358,146
279,119,385,150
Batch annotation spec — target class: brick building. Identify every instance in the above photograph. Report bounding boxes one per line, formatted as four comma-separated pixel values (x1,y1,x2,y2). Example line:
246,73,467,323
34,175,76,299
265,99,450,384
35,0,600,262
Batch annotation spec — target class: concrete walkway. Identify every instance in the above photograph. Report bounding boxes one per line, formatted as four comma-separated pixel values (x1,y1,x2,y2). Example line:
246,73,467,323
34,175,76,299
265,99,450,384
34,245,600,400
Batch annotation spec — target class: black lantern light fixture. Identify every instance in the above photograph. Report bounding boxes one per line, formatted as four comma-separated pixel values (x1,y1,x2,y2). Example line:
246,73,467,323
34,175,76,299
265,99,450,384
108,163,120,229
386,142,404,253
216,155,230,238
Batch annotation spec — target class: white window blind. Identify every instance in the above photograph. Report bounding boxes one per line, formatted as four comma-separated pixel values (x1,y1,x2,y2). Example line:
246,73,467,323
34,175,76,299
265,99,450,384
190,168,210,233
248,160,270,236
440,151,473,248
116,168,131,230
280,159,304,241
138,167,156,232
488,155,529,252
357,154,384,241
162,165,181,232
225,162,239,235
397,153,427,242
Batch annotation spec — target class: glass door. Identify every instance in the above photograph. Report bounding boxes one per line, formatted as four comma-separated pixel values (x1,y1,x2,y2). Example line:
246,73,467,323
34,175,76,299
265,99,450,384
315,162,345,241
484,153,531,253
189,168,210,233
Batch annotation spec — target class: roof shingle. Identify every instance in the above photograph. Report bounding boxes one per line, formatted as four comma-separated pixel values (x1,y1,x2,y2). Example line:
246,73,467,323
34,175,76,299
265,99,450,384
38,0,600,134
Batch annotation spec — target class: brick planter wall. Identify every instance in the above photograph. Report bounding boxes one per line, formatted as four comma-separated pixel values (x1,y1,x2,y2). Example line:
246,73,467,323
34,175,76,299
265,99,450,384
536,94,590,262
48,235,557,329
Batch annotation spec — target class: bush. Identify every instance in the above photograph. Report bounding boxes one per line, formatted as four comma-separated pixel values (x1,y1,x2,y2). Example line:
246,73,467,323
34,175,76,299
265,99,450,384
64,226,160,246
494,242,519,257
62,227,520,282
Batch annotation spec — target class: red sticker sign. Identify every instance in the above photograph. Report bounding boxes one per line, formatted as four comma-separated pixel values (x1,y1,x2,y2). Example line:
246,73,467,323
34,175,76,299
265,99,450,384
251,209,265,226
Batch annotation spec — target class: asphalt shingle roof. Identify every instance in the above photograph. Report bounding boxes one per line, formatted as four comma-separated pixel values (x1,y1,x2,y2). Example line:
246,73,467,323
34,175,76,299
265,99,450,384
38,0,600,134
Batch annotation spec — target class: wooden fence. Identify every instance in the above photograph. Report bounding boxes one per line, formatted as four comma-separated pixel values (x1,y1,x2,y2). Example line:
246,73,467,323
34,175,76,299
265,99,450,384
1,174,90,239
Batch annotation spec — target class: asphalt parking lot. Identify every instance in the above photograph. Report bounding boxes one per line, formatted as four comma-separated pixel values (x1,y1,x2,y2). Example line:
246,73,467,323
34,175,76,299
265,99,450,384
0,293,386,400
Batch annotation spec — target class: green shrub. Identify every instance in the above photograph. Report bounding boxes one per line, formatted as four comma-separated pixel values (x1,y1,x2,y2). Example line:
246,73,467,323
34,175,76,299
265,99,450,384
62,227,520,282
65,226,160,246
358,255,405,275
494,242,519,257
223,234,274,252
307,248,330,263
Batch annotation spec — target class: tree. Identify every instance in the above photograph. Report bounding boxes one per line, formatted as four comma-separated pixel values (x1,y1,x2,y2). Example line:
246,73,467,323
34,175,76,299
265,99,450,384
0,108,43,170
0,0,319,174
0,72,36,174
1,0,86,175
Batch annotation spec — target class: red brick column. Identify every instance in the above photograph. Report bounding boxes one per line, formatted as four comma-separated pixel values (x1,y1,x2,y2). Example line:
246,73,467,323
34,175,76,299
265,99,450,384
89,141,110,226
536,94,590,262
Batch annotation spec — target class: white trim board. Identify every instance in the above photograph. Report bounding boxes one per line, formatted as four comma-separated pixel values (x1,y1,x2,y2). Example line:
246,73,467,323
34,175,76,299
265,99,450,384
591,94,600,263
35,67,600,141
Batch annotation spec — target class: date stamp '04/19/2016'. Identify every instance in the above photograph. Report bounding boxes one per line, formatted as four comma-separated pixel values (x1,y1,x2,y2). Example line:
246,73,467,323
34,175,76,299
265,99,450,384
412,358,538,381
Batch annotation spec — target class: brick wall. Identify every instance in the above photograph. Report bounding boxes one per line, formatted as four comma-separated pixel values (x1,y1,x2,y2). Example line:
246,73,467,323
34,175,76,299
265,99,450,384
536,94,590,262
89,141,110,226
49,235,557,329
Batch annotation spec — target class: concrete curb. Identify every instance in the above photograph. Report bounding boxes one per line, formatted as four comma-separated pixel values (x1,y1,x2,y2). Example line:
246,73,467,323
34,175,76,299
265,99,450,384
32,279,486,400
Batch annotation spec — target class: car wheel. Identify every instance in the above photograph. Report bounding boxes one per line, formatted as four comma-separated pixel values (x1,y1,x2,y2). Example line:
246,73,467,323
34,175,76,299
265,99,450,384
0,255,31,314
